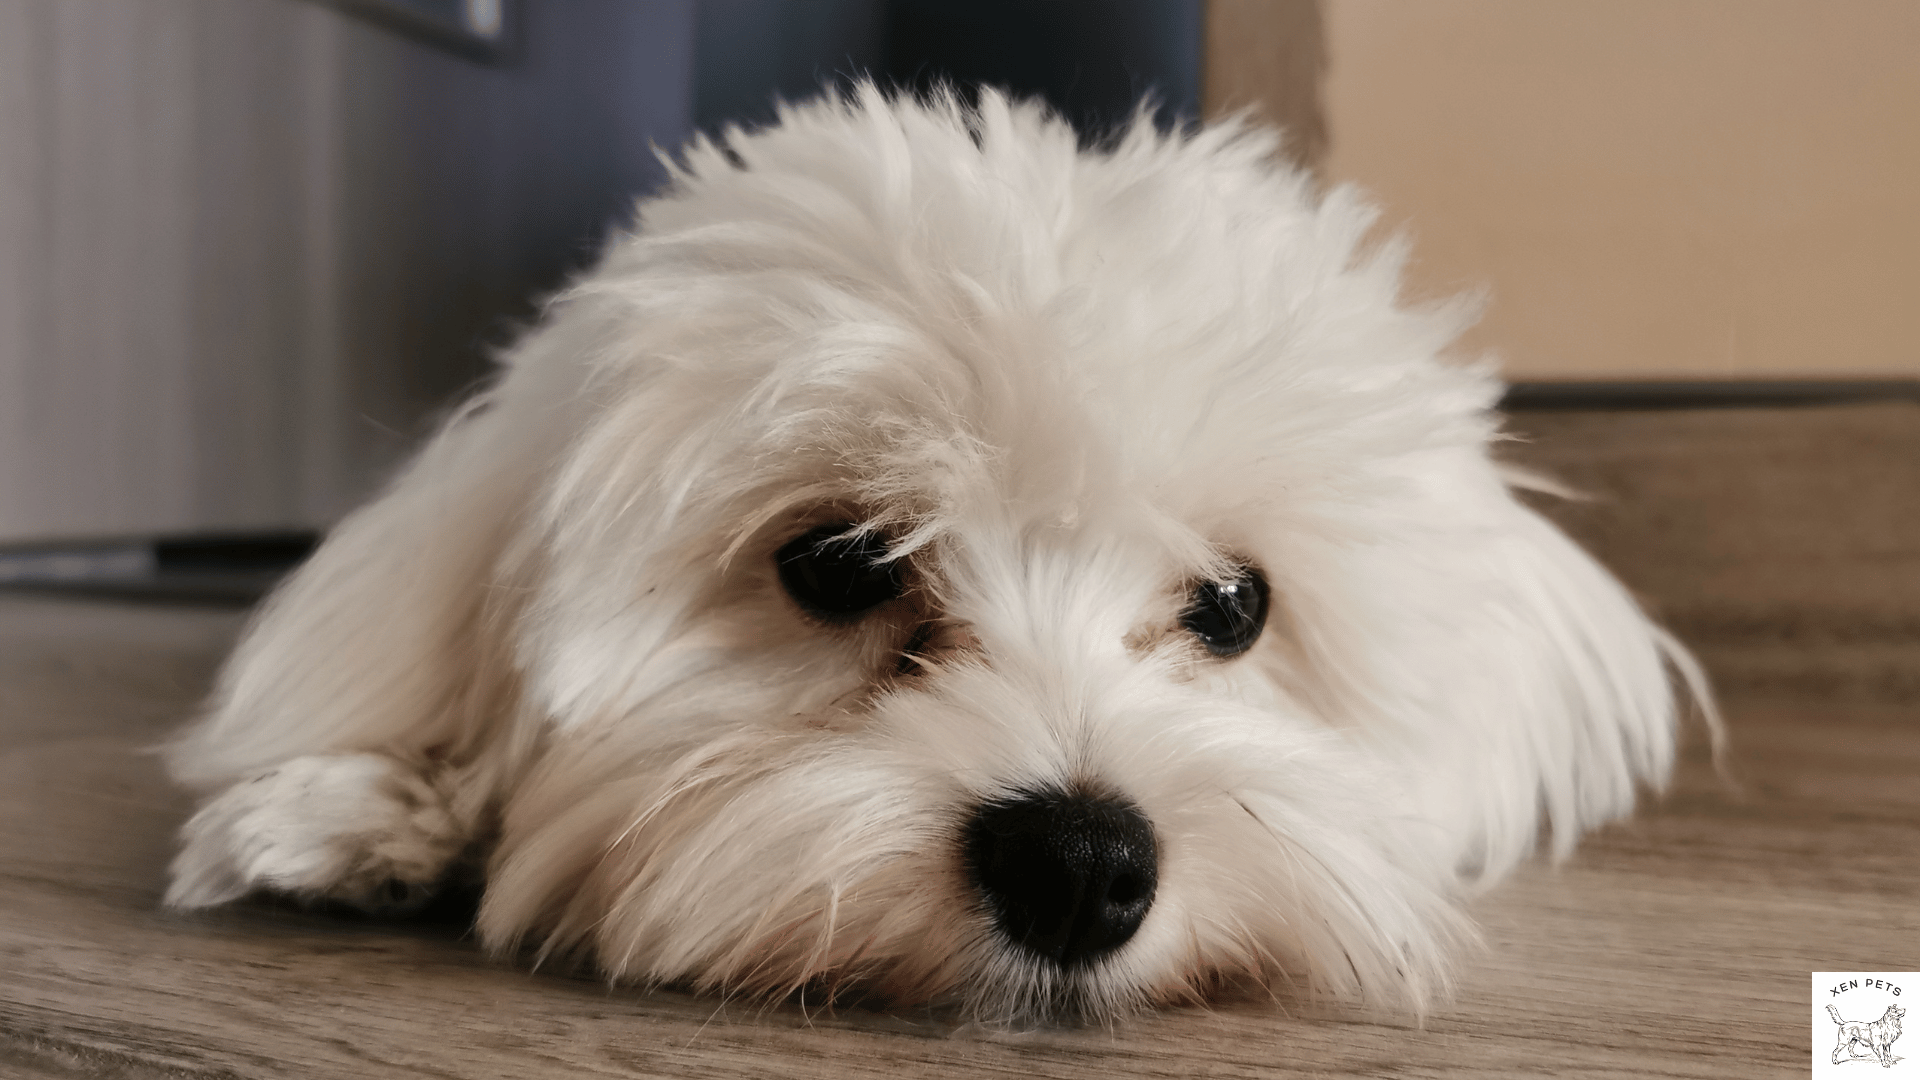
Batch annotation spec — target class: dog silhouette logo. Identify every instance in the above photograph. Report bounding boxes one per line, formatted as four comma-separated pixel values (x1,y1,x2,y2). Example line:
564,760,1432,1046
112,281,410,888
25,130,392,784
1828,1003,1906,1068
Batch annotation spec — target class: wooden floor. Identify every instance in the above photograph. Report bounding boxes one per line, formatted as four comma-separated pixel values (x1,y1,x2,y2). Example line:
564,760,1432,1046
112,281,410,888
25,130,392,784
3,406,1917,1079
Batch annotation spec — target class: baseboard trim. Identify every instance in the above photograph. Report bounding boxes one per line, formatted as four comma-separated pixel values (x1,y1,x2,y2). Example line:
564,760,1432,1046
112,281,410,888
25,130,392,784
1501,379,1920,411
0,531,318,606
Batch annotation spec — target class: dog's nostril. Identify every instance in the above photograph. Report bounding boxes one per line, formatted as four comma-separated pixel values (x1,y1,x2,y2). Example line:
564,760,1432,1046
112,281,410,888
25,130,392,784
963,789,1158,969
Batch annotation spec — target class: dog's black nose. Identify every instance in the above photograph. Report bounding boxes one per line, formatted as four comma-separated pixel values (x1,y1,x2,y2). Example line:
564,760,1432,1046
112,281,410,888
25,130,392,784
963,789,1158,968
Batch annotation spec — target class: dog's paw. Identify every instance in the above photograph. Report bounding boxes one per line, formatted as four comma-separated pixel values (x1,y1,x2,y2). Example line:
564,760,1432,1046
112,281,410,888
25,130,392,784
166,753,464,915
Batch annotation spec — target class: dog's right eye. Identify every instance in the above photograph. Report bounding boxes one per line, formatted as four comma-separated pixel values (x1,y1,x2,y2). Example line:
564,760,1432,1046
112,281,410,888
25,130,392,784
776,524,904,620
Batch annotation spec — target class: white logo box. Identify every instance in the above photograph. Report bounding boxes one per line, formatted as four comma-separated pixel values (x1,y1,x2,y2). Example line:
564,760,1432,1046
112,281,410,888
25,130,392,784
1814,972,1914,1076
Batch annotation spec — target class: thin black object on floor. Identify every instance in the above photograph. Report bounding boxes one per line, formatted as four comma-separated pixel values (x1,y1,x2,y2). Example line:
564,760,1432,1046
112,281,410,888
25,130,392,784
0,531,319,606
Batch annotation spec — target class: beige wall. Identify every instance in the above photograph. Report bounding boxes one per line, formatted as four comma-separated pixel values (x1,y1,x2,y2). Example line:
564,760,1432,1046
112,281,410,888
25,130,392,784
1320,0,1920,380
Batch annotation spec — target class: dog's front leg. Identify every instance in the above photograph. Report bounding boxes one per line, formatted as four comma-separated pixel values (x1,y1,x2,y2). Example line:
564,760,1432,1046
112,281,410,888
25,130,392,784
165,753,468,914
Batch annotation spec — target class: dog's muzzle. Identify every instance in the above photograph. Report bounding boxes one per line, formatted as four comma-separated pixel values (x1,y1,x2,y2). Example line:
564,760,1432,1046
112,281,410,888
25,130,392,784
963,789,1158,968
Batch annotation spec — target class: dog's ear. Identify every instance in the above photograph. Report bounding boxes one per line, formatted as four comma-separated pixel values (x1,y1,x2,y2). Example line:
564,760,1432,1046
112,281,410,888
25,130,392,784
1447,504,1710,878
165,381,562,793
1283,470,1710,885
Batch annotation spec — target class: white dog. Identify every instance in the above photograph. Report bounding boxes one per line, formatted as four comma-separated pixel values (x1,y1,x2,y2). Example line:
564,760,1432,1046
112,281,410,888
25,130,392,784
164,86,1706,1023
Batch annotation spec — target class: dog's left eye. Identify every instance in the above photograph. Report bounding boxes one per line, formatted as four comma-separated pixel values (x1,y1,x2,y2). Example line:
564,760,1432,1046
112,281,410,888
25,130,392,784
776,524,904,620
1181,566,1269,657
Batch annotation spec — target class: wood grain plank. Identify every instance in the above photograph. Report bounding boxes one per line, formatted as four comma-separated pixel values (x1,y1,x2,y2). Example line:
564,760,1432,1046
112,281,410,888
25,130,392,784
2,601,1892,1078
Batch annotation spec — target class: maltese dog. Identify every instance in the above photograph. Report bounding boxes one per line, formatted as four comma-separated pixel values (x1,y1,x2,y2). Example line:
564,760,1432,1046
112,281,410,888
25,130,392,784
164,86,1705,1023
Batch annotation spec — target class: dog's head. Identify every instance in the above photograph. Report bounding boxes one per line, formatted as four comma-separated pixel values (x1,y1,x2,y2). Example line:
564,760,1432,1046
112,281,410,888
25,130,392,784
275,88,1679,1022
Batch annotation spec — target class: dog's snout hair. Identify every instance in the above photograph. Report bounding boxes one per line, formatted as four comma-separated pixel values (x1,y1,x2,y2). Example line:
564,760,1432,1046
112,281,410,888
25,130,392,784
160,83,1705,1024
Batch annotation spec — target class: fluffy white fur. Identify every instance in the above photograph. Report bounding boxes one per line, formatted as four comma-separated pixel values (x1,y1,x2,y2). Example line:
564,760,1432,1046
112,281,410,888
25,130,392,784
165,87,1707,1023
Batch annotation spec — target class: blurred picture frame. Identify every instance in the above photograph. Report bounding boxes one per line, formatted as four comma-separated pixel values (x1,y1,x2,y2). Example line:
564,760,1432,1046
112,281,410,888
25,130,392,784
314,0,514,62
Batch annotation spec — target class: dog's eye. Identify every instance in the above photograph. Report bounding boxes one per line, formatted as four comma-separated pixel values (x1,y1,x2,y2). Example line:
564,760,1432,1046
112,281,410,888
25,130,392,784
1181,566,1269,657
776,524,904,620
